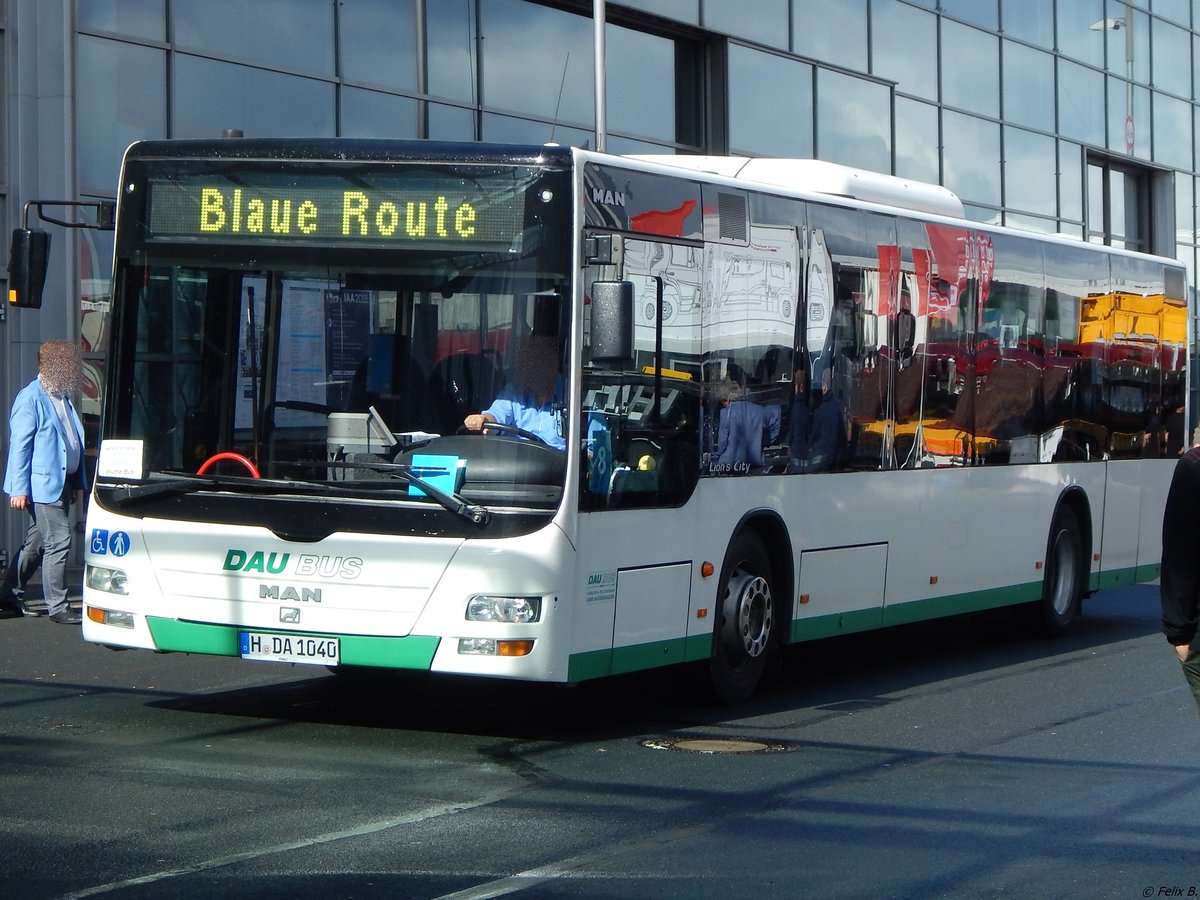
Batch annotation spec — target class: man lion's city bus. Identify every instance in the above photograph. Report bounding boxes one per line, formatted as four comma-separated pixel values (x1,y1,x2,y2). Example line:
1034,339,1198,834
80,139,1191,702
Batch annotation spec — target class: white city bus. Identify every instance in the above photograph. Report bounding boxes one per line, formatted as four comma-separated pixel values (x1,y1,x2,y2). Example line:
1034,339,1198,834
80,139,1190,702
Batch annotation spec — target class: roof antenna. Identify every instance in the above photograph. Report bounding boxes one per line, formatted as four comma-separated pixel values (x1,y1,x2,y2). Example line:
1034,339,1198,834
548,53,569,146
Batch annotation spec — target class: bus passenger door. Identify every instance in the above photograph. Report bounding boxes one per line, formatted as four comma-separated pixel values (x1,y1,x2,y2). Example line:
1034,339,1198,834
575,233,706,677
581,235,704,510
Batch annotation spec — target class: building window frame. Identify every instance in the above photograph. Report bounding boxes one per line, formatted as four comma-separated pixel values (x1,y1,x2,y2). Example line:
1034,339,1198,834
1086,152,1152,253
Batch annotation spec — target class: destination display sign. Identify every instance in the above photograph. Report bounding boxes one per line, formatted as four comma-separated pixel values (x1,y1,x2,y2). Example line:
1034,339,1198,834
145,171,530,251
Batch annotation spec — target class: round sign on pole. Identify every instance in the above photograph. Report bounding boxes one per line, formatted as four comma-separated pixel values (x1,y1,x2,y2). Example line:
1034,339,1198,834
1125,114,1135,153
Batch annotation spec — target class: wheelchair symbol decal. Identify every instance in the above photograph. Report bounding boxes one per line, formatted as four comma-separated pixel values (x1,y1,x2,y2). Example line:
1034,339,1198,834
90,528,130,557
90,529,108,554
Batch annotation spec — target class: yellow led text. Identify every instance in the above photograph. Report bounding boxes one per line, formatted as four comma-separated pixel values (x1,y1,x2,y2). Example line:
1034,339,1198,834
198,187,478,240
341,191,476,239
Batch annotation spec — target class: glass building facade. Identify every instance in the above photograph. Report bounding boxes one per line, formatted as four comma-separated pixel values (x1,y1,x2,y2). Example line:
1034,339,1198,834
1,0,1199,549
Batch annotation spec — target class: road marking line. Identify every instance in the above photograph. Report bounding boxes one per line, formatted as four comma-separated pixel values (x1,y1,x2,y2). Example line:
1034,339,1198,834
63,788,517,899
431,817,725,899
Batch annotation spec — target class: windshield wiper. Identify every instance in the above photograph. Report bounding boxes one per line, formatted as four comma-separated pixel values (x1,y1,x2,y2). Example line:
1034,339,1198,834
339,460,492,526
99,466,492,526
98,474,333,505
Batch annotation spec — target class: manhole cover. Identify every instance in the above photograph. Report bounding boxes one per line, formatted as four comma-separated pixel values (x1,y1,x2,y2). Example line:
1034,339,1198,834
640,736,798,754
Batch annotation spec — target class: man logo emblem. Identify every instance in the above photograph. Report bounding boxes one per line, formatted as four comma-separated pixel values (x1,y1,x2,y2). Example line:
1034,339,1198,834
279,608,300,624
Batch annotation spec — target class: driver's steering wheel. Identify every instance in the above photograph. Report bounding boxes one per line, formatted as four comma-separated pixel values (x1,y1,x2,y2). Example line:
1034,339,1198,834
457,421,549,446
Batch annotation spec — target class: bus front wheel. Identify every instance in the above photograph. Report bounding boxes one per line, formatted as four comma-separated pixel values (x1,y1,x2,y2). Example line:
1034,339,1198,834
709,533,775,704
1031,505,1083,637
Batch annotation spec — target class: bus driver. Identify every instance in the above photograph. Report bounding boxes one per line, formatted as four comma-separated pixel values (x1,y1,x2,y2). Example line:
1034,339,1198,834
463,333,566,450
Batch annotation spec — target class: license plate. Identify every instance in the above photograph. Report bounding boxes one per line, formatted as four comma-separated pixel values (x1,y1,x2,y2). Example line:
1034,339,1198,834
238,631,340,666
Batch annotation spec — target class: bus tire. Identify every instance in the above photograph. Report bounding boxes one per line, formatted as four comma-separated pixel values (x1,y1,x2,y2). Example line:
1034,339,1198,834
1032,505,1084,637
708,532,775,704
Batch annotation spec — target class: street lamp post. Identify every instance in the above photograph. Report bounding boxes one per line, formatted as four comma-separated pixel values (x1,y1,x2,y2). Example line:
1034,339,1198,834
594,0,607,152
1090,6,1135,154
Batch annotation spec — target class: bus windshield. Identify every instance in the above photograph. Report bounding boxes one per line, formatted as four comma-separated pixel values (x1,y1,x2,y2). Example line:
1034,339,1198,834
99,158,572,518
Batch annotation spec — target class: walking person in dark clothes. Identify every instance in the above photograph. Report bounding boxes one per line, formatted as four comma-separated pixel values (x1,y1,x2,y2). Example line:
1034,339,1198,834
808,368,845,473
1161,439,1200,711
786,366,811,473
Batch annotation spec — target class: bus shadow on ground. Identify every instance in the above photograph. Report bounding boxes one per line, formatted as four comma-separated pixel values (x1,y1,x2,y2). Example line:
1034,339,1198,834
147,587,1162,743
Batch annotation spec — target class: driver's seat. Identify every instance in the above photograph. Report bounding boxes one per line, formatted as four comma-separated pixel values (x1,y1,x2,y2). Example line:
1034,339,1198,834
430,351,503,433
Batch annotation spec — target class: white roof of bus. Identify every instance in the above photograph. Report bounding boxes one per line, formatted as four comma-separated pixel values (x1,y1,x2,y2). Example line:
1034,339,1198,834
624,155,965,220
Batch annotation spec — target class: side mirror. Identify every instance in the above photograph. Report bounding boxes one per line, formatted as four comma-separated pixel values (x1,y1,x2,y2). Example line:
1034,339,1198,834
589,280,634,361
8,228,50,309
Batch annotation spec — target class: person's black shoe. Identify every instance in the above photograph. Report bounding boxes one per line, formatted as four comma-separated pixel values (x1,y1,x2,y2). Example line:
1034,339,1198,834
0,597,28,617
49,608,82,625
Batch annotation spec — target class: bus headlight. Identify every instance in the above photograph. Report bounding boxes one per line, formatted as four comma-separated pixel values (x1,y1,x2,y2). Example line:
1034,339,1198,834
85,563,129,595
466,595,541,623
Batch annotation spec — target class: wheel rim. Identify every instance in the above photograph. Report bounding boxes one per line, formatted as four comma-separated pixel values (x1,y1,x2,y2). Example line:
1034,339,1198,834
1048,527,1078,617
726,566,773,660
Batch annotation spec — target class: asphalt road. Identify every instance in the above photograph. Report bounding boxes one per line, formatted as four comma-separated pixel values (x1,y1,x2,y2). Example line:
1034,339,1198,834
1,582,1197,899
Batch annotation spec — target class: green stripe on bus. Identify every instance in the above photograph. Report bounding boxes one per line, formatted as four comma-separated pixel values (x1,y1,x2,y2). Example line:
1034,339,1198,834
1096,564,1159,591
1086,568,1155,592
791,567,1155,640
611,637,688,674
145,617,440,669
567,633,712,683
569,568,1158,683
790,584,1041,641
567,648,611,683
791,606,884,641
881,582,1043,627
335,634,440,668
1136,563,1161,583
684,632,712,662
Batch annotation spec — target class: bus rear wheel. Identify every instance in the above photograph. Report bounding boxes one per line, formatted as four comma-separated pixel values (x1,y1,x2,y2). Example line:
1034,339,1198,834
1031,505,1083,637
709,533,775,704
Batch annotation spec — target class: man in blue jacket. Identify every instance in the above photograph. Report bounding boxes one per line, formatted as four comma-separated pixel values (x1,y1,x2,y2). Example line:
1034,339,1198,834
714,379,780,471
1,340,86,623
